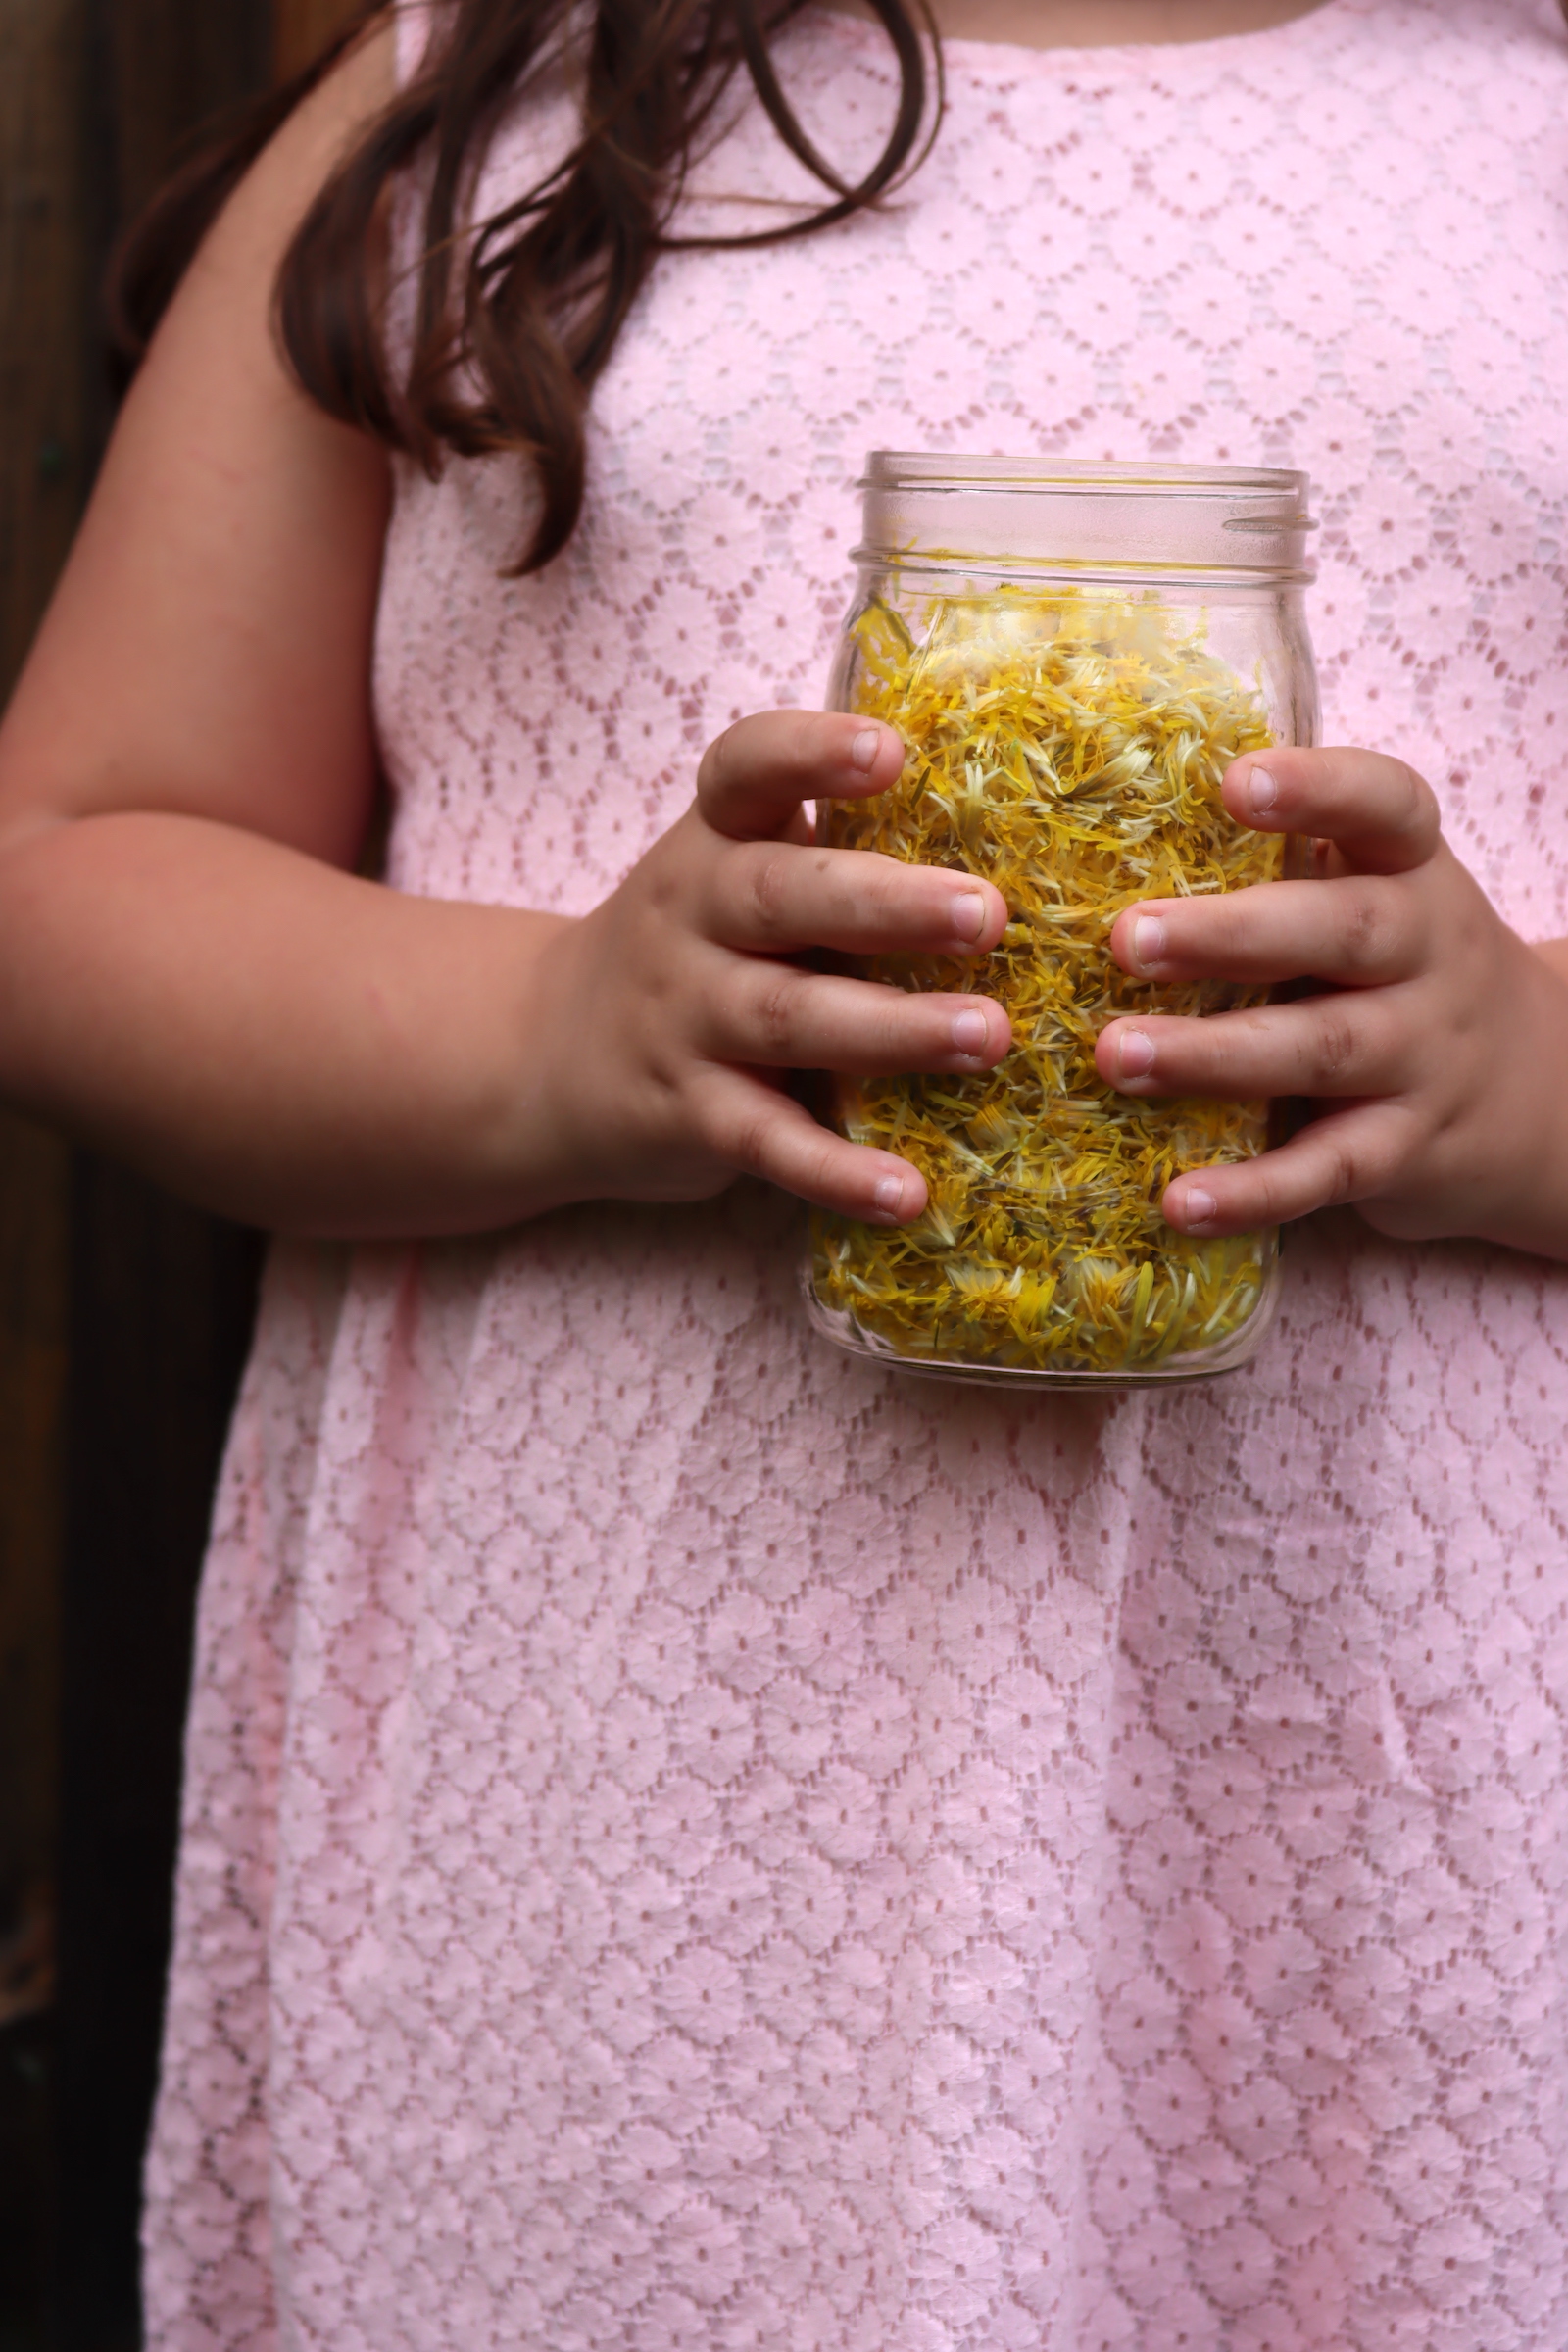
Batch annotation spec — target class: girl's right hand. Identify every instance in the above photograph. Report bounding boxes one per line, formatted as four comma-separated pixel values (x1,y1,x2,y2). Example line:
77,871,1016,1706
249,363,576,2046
0,17,1011,1243
527,710,1011,1226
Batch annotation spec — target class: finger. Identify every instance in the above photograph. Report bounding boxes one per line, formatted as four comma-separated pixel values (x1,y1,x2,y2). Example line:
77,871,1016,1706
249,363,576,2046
1223,746,1441,875
709,840,1009,958
1097,991,1406,1101
698,710,906,843
1160,1101,1419,1236
1108,873,1423,988
696,1070,929,1223
708,962,1012,1075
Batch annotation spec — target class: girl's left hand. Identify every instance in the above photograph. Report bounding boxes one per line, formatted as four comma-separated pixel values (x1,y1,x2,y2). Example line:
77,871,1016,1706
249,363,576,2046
1094,747,1568,1257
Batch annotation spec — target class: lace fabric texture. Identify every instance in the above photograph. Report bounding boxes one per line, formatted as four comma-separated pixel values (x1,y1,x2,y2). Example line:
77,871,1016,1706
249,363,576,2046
144,3,1568,2346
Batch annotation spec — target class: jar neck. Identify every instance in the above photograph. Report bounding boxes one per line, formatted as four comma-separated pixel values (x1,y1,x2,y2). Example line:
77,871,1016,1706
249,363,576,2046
858,456,1317,589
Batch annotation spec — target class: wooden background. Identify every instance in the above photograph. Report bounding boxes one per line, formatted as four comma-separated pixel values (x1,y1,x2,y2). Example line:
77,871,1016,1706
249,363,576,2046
0,0,362,2341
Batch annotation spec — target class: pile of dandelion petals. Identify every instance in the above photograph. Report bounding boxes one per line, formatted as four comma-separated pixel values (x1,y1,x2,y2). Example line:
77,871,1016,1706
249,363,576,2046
808,586,1285,1380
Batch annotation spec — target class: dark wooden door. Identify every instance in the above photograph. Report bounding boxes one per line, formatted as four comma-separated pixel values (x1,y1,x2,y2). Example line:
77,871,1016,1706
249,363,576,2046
0,1,360,2342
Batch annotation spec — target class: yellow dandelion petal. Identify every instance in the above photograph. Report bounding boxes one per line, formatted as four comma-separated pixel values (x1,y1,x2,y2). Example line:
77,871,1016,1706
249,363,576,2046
808,585,1282,1378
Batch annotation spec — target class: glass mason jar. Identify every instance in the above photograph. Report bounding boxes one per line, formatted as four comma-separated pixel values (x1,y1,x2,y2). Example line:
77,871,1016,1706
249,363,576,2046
803,454,1319,1390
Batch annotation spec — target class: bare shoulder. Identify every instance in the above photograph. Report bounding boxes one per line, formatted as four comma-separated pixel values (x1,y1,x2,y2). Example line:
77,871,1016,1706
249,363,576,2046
0,14,404,868
181,12,399,298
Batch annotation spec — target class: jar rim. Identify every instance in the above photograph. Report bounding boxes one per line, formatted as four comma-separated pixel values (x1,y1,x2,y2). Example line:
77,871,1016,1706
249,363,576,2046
861,452,1312,506
855,451,1316,584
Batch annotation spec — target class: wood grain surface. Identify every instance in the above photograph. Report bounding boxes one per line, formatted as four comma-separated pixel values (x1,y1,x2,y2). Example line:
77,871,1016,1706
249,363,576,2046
0,15,88,2320
0,0,91,2319
276,0,368,77
1,1,281,2340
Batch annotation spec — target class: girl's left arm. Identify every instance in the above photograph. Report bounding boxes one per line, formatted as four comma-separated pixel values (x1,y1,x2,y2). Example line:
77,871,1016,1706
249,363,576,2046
1094,747,1568,1259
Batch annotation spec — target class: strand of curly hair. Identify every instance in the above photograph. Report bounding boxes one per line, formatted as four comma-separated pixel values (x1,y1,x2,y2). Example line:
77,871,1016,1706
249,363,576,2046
110,0,941,573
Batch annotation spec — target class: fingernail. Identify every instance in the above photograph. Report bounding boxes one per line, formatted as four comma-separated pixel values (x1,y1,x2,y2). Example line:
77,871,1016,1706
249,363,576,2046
1248,765,1279,816
952,1007,989,1055
1118,1028,1155,1078
1184,1187,1217,1230
851,727,883,772
951,891,987,942
1133,915,1167,971
873,1172,910,1219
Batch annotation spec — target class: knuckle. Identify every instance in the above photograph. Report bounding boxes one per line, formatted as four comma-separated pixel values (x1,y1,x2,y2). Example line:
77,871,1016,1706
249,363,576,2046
724,1104,776,1176
1213,892,1258,957
1316,1132,1362,1206
643,857,686,924
1245,1164,1281,1222
697,719,744,801
818,847,924,947
1307,999,1361,1081
1295,747,1341,805
866,855,922,934
787,709,833,771
747,964,808,1057
862,851,902,910
742,844,793,937
1220,1007,1274,1075
874,988,917,1057
1338,879,1395,970
1394,759,1436,834
768,710,834,789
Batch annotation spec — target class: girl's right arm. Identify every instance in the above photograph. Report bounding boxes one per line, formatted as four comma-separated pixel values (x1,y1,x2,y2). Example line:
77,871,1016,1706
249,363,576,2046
0,25,1009,1240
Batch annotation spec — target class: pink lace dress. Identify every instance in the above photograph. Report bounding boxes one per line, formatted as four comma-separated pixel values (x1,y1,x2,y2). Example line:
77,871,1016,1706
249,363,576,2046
143,3,1568,2346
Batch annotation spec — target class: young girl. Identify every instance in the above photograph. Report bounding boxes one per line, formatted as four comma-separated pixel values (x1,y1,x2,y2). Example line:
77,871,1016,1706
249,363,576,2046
4,0,1568,2342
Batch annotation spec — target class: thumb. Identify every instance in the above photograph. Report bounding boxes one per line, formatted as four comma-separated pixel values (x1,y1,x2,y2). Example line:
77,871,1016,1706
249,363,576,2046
696,710,905,842
1222,746,1441,877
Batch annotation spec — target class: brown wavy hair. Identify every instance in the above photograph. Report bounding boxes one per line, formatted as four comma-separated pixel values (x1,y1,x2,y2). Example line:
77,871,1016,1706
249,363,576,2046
111,0,939,573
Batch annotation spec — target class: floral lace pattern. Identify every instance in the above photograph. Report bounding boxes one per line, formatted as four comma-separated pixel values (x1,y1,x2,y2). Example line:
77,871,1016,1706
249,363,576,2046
145,4,1568,2346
